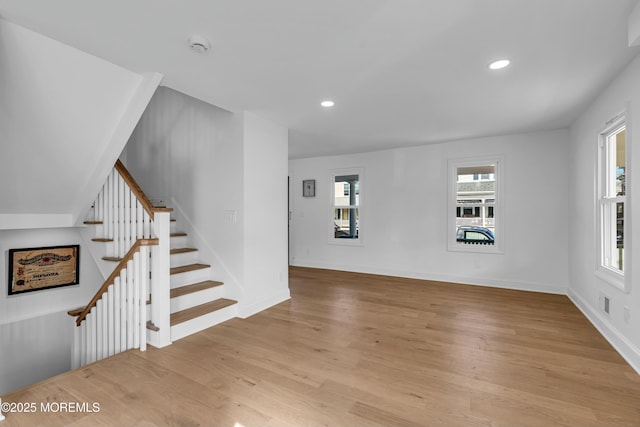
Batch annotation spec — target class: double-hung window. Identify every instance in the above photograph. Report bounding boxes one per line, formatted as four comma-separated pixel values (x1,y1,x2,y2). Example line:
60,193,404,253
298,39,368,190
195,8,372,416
448,157,503,253
330,169,362,244
597,116,627,290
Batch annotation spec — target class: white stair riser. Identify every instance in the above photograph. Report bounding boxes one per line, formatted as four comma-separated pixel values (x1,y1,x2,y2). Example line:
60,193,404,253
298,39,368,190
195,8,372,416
170,235,188,248
170,251,199,268
80,227,115,280
170,268,212,288
170,304,237,341
171,286,225,313
170,221,177,234
103,241,115,257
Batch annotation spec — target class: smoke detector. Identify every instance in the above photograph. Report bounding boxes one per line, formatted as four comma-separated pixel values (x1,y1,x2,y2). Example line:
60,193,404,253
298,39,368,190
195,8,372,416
187,35,211,54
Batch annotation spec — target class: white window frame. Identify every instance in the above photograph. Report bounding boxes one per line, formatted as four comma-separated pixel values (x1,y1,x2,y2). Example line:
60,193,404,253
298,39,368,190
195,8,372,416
596,113,629,292
329,168,364,246
448,156,504,254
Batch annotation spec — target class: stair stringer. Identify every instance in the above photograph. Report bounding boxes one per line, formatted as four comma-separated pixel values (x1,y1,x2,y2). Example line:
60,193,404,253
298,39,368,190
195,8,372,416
169,197,245,306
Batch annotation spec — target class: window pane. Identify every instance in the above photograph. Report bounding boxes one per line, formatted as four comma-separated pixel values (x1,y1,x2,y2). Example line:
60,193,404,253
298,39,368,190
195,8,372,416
616,202,624,271
616,129,626,196
335,174,359,207
333,173,360,240
334,207,358,238
456,165,495,234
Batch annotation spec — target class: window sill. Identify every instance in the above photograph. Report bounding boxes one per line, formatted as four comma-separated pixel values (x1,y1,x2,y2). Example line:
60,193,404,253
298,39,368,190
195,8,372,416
447,242,503,254
329,237,363,247
595,267,628,293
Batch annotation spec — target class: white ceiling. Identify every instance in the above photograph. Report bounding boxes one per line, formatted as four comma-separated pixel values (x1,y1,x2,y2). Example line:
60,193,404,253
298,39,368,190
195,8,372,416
1,0,638,159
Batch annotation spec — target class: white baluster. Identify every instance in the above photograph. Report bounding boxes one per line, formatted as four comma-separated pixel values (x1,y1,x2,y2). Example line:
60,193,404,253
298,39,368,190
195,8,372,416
139,246,148,352
72,323,81,369
101,296,108,359
87,310,96,364
107,170,114,240
113,277,121,354
130,195,137,243
113,174,120,257
137,200,143,239
118,174,125,257
96,300,103,361
124,183,131,252
133,252,140,349
120,269,128,351
126,260,135,349
79,321,86,367
107,284,114,357
143,210,151,238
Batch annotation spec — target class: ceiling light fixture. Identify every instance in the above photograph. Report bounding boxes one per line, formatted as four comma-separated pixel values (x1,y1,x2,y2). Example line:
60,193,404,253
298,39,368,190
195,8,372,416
321,100,335,107
187,35,211,54
489,59,510,70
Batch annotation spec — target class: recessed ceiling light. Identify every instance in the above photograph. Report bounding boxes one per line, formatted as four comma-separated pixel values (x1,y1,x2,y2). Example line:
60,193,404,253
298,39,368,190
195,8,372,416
321,100,335,107
489,59,510,70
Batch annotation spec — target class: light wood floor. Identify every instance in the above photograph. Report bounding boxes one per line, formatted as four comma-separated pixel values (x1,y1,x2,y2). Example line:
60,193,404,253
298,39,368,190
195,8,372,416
3,267,640,426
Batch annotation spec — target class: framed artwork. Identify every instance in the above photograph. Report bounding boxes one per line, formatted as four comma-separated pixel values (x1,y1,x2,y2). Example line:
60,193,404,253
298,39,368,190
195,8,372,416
303,179,316,197
8,245,80,295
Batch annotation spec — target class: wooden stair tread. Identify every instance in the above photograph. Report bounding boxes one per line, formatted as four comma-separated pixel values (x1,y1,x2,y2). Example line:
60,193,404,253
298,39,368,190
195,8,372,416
170,232,187,237
170,280,224,298
92,238,113,242
170,247,198,255
102,256,121,262
170,263,210,275
170,299,237,326
84,221,103,225
146,321,159,332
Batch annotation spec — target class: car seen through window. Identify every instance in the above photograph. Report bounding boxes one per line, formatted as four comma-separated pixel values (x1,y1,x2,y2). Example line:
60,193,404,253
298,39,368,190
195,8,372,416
456,226,494,245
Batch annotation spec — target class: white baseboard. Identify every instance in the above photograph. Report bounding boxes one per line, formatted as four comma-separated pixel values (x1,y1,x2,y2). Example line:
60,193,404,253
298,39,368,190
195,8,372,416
291,259,568,295
239,290,291,319
568,289,640,376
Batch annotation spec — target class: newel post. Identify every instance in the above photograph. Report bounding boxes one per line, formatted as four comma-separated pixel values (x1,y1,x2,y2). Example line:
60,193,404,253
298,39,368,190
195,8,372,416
151,211,172,347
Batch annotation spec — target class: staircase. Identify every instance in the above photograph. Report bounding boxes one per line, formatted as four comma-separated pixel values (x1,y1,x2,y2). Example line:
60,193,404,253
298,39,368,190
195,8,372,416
88,216,238,341
168,225,238,340
70,160,237,368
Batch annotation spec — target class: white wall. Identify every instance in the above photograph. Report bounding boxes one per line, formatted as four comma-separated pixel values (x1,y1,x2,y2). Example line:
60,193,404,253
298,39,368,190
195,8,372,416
569,53,640,373
124,89,290,315
0,228,103,394
0,19,159,229
243,113,290,315
124,87,245,296
289,129,570,294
